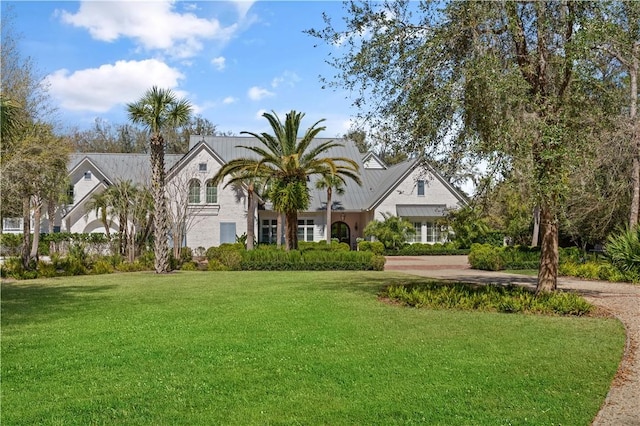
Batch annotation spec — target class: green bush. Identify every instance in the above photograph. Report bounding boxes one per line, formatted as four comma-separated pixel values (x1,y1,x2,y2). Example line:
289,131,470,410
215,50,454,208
358,241,385,255
206,244,244,270
363,214,414,251
298,241,350,252
91,260,115,275
0,234,22,256
239,250,384,271
180,261,198,271
391,242,469,256
115,261,149,272
468,244,505,271
207,259,228,271
605,227,640,276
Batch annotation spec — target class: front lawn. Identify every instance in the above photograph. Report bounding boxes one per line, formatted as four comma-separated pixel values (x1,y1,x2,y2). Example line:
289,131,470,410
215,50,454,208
1,271,625,425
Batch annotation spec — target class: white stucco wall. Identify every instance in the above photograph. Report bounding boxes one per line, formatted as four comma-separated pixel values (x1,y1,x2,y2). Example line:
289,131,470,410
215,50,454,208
170,148,253,249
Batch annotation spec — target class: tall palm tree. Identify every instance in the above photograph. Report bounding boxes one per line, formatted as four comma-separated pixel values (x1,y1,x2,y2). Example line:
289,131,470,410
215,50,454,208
212,110,361,250
315,173,348,242
127,86,191,273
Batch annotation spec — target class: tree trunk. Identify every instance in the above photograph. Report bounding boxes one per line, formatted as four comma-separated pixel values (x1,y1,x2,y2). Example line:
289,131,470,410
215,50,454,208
246,183,255,250
150,134,170,273
30,198,42,261
629,48,639,227
531,205,540,247
537,204,558,293
276,213,283,248
285,211,298,251
21,197,32,269
47,199,56,255
325,187,332,242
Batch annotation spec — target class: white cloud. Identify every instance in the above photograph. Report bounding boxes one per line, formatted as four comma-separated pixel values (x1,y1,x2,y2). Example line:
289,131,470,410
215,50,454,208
59,1,240,58
247,86,274,101
223,96,237,104
271,71,301,88
231,0,256,20
44,59,185,112
211,56,226,71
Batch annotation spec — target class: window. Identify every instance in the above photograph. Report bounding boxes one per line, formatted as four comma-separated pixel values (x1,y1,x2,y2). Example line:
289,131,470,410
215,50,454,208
198,163,207,172
67,184,75,204
297,219,314,242
188,180,201,204
261,219,278,244
3,217,23,231
417,180,425,196
206,181,217,203
84,171,92,180
425,222,440,243
409,222,422,243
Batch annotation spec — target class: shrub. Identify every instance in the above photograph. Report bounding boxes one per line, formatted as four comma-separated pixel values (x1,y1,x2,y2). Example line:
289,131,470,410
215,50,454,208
180,261,198,271
468,244,504,271
180,247,193,263
239,250,384,271
605,227,640,276
91,260,115,275
358,241,385,255
382,282,592,316
115,261,148,272
0,234,22,256
207,259,228,271
363,214,414,251
206,244,244,270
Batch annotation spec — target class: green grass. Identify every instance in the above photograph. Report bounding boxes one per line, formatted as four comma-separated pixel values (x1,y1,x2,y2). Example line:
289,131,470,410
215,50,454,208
1,271,625,425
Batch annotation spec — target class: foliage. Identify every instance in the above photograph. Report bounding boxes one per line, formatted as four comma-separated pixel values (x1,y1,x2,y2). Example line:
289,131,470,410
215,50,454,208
447,206,493,249
383,282,593,316
363,214,414,251
298,240,350,252
357,240,385,255
391,242,469,256
205,243,244,271
605,227,640,276
239,250,385,271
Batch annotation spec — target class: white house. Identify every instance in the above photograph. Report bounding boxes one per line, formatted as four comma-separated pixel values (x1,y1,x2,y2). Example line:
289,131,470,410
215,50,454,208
5,136,467,249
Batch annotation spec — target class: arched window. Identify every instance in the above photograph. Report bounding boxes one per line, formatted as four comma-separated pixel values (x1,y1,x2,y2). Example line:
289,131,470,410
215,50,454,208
206,180,218,204
189,180,201,204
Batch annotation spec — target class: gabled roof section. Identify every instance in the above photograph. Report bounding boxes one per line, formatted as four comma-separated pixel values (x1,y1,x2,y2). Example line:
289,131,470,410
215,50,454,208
62,181,108,219
167,140,226,179
362,151,388,170
68,152,182,185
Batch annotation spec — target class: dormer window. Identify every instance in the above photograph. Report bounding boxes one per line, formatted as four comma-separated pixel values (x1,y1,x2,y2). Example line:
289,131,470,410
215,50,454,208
84,171,92,180
198,163,207,172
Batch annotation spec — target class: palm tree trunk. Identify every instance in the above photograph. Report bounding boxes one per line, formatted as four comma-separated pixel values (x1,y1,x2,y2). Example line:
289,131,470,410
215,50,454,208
537,204,558,293
276,213,283,248
47,199,56,255
285,211,298,251
325,187,332,242
30,198,42,261
629,49,639,227
150,133,170,272
246,183,255,250
21,197,31,269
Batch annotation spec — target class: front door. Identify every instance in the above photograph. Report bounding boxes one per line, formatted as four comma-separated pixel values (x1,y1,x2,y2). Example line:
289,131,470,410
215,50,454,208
331,221,350,244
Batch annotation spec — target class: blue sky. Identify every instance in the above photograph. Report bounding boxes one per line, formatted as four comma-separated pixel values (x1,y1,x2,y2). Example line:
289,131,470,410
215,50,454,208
5,1,358,137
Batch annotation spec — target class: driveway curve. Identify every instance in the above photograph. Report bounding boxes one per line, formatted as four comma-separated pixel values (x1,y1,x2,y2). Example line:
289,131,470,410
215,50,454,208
385,255,640,426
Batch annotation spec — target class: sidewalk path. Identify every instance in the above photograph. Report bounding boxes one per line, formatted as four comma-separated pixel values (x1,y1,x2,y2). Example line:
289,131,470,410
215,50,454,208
385,256,640,426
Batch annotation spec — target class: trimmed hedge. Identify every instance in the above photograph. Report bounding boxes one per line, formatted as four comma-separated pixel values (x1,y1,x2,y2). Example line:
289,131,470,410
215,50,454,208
240,249,385,271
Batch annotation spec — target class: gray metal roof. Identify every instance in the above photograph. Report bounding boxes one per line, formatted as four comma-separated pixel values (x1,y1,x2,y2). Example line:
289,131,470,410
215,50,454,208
71,136,464,214
68,153,182,185
396,204,447,217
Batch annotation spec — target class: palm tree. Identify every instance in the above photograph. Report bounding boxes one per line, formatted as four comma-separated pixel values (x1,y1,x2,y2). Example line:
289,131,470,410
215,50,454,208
315,174,348,242
212,110,361,250
127,87,191,273
85,190,112,240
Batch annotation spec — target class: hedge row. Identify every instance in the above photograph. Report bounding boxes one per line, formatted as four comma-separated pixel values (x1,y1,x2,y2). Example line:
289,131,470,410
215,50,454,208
206,244,385,271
